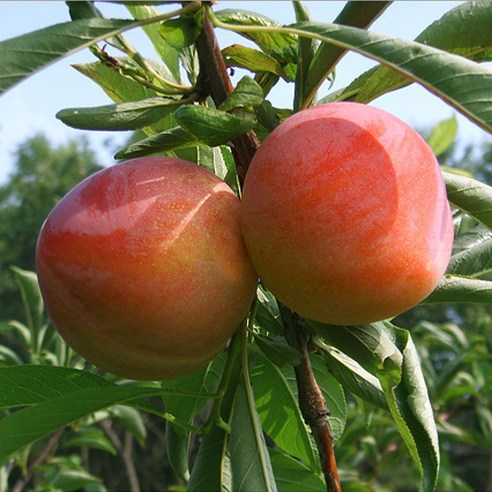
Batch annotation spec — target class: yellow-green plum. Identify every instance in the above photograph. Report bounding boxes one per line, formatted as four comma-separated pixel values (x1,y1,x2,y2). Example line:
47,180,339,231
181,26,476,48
36,157,257,380
240,102,454,325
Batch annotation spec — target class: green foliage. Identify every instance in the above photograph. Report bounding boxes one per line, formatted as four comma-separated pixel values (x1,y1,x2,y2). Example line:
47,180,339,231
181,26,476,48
0,135,101,321
0,1,491,491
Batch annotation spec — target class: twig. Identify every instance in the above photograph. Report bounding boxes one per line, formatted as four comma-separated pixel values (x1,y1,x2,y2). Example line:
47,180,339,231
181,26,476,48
279,304,341,492
11,429,65,492
102,421,140,492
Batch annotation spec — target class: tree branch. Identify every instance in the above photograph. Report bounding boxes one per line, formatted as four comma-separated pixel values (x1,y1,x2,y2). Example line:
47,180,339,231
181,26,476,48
280,304,341,492
195,7,260,185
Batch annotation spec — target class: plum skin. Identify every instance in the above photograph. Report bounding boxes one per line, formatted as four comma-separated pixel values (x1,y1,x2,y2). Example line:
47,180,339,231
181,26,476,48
36,157,258,380
240,102,454,325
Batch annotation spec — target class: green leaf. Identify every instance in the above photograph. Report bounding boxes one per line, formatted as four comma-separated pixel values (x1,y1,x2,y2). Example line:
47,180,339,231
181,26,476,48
318,343,387,409
289,20,492,133
292,1,317,111
310,354,347,442
187,354,240,492
0,18,134,96
254,286,283,336
447,231,492,278
215,9,297,62
376,323,440,492
187,423,231,492
219,76,264,111
166,422,190,482
0,382,163,463
197,145,227,178
0,345,23,367
229,376,278,492
251,352,317,468
313,323,439,491
56,97,182,131
110,405,147,444
0,365,110,410
427,115,458,157
335,2,492,105
10,267,44,347
51,469,103,491
253,334,301,367
270,449,325,492
424,275,492,304
161,355,224,434
303,1,390,107
175,105,257,146
222,45,287,78
126,4,181,81
444,172,492,229
158,12,203,50
62,428,118,455
73,60,158,104
115,126,199,159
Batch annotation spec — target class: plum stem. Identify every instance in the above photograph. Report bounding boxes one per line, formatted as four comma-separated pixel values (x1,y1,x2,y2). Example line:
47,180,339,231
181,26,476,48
194,5,341,491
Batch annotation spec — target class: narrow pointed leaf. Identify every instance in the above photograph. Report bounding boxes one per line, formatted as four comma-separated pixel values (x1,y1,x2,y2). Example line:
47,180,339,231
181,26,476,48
127,4,181,80
175,105,257,146
0,365,111,409
444,172,492,229
161,355,224,435
310,354,347,442
115,126,199,159
377,323,440,492
229,377,278,492
270,449,325,492
10,267,43,338
158,12,203,50
312,322,439,491
424,275,492,304
215,9,297,61
447,231,492,277
219,76,264,111
319,343,387,409
56,97,182,131
222,44,287,78
74,61,157,103
336,1,492,104
427,115,458,157
0,382,164,462
251,352,317,468
304,1,391,106
0,18,134,96
289,21,492,133
187,423,231,492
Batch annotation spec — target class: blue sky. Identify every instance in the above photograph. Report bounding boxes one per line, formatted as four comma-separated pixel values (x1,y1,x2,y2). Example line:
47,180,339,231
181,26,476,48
1,1,491,183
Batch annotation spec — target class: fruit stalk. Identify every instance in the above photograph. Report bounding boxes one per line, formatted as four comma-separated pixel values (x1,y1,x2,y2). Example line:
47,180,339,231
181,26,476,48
280,304,341,492
194,6,341,490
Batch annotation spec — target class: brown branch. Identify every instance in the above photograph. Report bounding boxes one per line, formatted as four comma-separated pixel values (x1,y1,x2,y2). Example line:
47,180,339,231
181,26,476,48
194,5,340,490
11,429,65,492
194,7,260,184
102,421,140,492
280,303,341,492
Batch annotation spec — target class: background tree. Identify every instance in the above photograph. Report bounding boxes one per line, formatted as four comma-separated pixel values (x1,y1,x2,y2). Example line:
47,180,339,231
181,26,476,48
0,134,101,321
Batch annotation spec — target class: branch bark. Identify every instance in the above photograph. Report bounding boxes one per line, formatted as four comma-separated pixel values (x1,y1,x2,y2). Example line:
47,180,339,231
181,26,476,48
195,7,260,185
280,304,341,492
194,6,341,491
